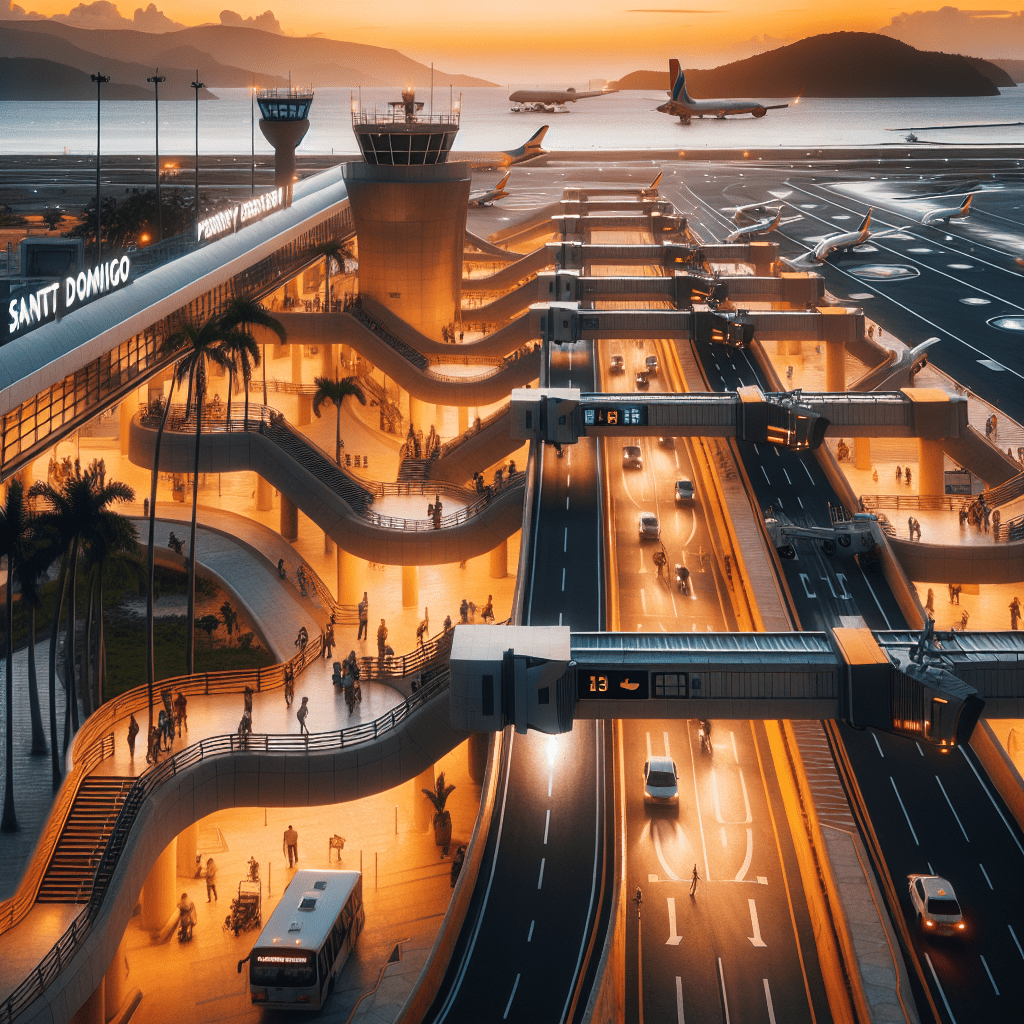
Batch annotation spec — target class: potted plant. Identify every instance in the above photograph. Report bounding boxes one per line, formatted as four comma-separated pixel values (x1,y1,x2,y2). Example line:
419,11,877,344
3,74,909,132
422,772,456,854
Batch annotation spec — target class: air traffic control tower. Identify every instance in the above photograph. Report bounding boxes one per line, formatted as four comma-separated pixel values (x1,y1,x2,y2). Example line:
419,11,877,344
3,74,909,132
257,86,314,193
343,87,470,338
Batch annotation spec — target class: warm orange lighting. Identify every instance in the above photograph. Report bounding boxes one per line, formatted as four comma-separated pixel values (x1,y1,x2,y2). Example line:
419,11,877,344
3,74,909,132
140,234,150,243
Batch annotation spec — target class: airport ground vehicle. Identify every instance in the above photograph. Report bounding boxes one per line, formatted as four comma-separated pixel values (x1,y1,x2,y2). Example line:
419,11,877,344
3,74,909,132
241,870,364,1009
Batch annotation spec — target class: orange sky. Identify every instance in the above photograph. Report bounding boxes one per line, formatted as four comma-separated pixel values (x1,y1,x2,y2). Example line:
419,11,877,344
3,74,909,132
14,0,1020,78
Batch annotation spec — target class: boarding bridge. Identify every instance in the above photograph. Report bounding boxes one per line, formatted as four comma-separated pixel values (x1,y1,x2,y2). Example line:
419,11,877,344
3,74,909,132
448,625,990,748
548,239,778,272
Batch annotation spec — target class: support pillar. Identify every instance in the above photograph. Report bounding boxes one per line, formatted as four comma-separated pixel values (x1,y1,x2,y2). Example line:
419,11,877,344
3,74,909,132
402,565,419,609
854,437,871,471
489,538,508,579
414,765,434,832
409,394,427,432
70,980,104,1024
785,339,802,356
140,837,177,931
296,393,313,427
103,934,129,1023
291,343,303,387
280,495,299,542
119,390,138,456
321,343,335,378
918,439,945,497
256,475,274,512
468,732,488,785
824,341,845,393
176,821,198,877
457,405,469,434
337,546,362,606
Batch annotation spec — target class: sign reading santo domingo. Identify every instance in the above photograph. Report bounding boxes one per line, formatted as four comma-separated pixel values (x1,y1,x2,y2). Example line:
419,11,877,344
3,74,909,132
197,187,285,243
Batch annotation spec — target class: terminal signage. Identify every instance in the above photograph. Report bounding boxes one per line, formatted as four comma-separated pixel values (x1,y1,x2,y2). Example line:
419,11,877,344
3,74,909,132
577,670,649,701
197,187,285,243
582,405,648,427
6,255,132,342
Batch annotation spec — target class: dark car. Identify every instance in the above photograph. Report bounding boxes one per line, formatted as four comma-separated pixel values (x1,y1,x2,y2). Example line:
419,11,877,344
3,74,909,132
635,371,650,390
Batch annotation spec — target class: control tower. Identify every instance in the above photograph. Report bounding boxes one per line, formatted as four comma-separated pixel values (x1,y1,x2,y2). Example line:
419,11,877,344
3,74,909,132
257,87,314,193
343,87,470,339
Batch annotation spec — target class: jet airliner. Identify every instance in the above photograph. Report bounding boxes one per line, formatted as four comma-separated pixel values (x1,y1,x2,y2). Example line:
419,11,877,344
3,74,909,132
725,209,782,242
920,194,972,225
468,170,512,208
454,126,549,169
809,210,873,262
657,59,797,124
509,85,617,113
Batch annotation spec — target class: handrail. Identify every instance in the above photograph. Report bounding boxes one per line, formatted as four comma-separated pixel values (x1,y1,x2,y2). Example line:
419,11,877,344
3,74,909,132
859,494,973,513
983,469,1024,509
435,403,511,461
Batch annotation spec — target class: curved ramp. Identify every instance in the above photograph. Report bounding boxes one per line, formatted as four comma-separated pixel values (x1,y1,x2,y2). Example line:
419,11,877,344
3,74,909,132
128,413,525,565
462,245,553,296
941,425,1019,487
890,536,1024,585
488,201,565,245
465,229,524,261
429,405,522,484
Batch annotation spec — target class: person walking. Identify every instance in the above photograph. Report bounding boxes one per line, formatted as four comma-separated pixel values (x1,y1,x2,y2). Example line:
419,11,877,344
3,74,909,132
908,516,915,540
324,621,335,660
905,467,912,487
689,864,700,898
127,714,139,758
297,696,309,736
283,825,299,867
481,595,494,623
948,582,955,604
174,692,188,736
1011,596,1021,630
896,465,902,482
357,593,368,640
377,619,388,665
244,685,254,716
146,724,160,764
925,588,935,617
460,599,469,624
284,665,294,707
205,858,217,902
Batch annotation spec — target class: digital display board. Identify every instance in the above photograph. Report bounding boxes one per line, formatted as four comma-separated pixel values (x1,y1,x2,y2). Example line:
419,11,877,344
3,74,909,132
577,670,649,701
582,406,647,427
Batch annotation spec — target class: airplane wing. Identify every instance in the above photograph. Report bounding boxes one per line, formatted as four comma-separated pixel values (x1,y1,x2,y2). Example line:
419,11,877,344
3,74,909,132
763,89,803,111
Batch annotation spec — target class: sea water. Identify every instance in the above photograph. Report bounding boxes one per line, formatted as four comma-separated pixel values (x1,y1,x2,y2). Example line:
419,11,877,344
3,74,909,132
0,86,1020,156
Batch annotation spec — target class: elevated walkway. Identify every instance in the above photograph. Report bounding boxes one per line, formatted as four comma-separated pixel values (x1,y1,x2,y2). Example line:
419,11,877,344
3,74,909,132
465,229,523,261
427,404,519,484
461,245,553,296
937,424,1019,486
128,408,526,565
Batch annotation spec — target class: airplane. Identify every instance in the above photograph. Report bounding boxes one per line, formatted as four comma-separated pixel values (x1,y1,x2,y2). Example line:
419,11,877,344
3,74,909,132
657,59,797,124
469,170,512,208
641,171,663,198
920,194,972,225
509,85,617,113
728,198,787,225
809,209,874,263
725,208,782,243
455,126,549,169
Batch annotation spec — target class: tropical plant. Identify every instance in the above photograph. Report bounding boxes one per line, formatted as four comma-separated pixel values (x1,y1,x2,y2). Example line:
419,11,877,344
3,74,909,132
312,375,366,466
220,600,238,642
422,771,456,849
312,239,353,314
17,538,56,758
218,297,286,419
163,318,232,675
195,614,220,649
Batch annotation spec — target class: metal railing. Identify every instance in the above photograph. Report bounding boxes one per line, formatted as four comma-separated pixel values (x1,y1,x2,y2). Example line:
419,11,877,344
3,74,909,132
435,403,511,460
858,494,974,513
983,470,1024,509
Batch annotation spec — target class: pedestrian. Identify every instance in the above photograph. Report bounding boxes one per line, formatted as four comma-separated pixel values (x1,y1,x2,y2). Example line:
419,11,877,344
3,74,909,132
653,549,667,578
283,825,299,867
959,609,970,631
146,724,160,764
324,621,335,659
357,592,368,640
481,595,494,623
297,696,309,736
948,583,955,603
953,584,961,605
1011,597,1021,630
143,497,149,518
993,509,1001,534
283,664,294,707
277,558,287,579
244,685,254,716
905,467,912,487
983,506,990,533
205,858,217,902
896,465,902,482
127,714,139,757
443,614,452,632
377,618,388,664
925,588,935,616
416,617,428,647
174,692,188,736
908,516,915,540
689,864,700,897
460,599,469,624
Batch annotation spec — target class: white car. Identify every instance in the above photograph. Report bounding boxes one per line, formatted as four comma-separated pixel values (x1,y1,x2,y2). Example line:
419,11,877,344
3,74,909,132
675,479,695,503
638,513,661,541
908,875,965,936
644,756,679,805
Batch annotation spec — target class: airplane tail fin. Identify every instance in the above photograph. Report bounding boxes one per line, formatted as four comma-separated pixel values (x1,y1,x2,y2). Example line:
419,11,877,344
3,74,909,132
859,209,872,232
496,170,512,190
669,59,690,103
650,171,663,191
504,125,549,162
961,194,972,213
768,210,782,232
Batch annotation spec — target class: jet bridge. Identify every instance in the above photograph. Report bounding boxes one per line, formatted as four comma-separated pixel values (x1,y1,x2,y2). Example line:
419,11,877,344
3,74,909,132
448,625,988,748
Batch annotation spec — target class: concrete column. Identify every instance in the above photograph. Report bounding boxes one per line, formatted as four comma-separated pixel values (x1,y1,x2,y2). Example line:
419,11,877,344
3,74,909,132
402,565,419,609
489,538,508,579
337,546,362,606
468,732,488,786
280,495,299,542
176,821,198,876
918,439,945,497
296,393,313,427
321,344,334,378
434,405,445,432
104,934,128,1022
785,339,802,356
256,475,274,512
457,405,469,434
291,343,303,387
140,837,177,931
825,341,845,393
119,391,138,456
414,766,435,832
409,394,427,432
855,437,872,471
70,979,104,1024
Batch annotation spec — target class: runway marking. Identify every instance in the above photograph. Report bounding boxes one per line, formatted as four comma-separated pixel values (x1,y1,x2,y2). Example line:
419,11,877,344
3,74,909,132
1009,924,1024,960
764,979,777,1024
979,862,993,889
981,955,1000,996
735,828,753,882
717,958,732,1024
958,746,1024,856
890,777,919,845
675,977,685,1024
936,776,969,842
748,899,767,947
503,974,521,1020
666,897,683,945
924,953,957,1023
872,732,885,757
537,857,546,889
544,809,550,844
802,462,815,484
799,574,817,599
527,920,535,942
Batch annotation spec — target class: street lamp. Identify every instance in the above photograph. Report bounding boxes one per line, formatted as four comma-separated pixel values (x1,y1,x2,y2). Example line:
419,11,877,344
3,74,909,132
251,78,257,196
147,69,166,242
191,70,204,237
90,72,109,260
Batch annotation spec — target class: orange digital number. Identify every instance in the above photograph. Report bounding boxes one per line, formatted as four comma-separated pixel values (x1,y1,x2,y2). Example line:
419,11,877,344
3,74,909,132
588,674,609,693
607,410,618,425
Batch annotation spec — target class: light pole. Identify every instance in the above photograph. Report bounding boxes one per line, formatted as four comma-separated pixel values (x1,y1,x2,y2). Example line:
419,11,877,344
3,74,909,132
90,72,109,260
147,69,166,242
191,70,204,237
251,78,256,196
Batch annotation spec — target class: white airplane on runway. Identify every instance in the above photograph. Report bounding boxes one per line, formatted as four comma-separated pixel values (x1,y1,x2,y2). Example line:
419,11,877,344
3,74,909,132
468,170,512,208
809,209,874,262
920,194,973,225
729,199,782,225
725,208,782,242
657,59,798,124
509,84,617,113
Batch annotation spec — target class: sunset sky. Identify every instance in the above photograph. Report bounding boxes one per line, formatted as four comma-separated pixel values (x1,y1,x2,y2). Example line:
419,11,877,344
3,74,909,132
5,0,1021,78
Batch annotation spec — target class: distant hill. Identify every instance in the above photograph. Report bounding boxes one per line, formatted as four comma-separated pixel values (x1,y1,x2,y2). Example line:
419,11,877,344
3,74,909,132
988,58,1024,83
8,20,497,89
0,58,155,99
965,57,1015,88
609,32,1001,97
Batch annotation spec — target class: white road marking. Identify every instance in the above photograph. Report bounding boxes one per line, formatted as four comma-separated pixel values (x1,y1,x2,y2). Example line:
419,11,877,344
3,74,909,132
641,590,648,613
558,612,562,626
936,775,969,842
675,977,685,1023
561,567,566,591
543,809,550,845
783,469,792,485
758,876,768,885
666,897,683,945
563,526,568,552
763,979,777,1024
979,862,993,889
712,769,752,823
687,718,712,882
776,498,784,510
857,563,892,628
652,821,681,881
916,743,924,757
924,953,957,1024
527,920,534,942
748,899,767,947
981,955,1000,995
537,858,545,889
566,473,570,487
802,462,815,484
735,828,753,882
646,731,653,759
730,731,739,763
835,573,851,600
1009,924,1024,960
890,777,919,845
872,732,885,757
566,496,569,510
799,574,817,599
664,730,672,759
958,746,1024,856
797,496,804,508
717,958,732,1024
761,466,771,484
823,574,842,599
503,974,521,1019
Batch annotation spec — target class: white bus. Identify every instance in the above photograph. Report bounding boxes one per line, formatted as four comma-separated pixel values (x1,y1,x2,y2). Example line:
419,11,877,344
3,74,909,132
240,869,364,1009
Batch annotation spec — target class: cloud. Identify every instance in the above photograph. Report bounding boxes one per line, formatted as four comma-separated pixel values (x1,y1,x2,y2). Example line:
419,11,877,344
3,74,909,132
0,0,185,29
880,6,1024,58
132,2,183,30
220,8,283,32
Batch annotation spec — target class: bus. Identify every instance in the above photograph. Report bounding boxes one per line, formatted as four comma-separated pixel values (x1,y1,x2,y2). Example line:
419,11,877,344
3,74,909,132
240,869,364,1009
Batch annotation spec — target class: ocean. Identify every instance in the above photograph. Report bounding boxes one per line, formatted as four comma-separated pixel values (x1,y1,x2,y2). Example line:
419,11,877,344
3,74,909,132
0,86,1021,156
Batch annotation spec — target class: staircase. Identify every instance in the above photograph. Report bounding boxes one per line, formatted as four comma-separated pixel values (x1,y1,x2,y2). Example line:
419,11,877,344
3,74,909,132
37,777,135,903
398,458,430,483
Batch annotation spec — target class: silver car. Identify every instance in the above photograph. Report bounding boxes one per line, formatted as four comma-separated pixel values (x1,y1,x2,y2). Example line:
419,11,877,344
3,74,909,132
638,513,661,541
908,875,965,936
644,756,679,805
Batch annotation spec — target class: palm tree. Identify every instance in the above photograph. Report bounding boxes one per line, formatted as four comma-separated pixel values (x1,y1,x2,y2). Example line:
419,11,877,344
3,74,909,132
218,297,286,420
0,480,31,832
17,539,55,757
215,328,260,427
312,239,353,315
421,771,456,851
220,600,238,644
164,318,232,675
312,376,366,466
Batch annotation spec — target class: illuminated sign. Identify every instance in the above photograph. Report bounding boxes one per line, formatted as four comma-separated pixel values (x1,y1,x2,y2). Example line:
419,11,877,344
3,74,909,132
577,670,649,701
582,406,647,427
7,255,132,341
197,187,285,242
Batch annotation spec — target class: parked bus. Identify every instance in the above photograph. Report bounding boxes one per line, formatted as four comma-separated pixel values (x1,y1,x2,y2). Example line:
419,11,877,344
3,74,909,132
239,869,364,1009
